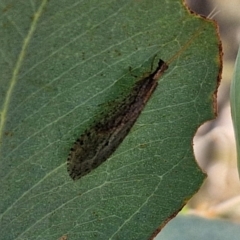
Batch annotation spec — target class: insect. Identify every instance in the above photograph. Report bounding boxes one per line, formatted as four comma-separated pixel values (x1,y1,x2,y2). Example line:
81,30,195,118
67,59,168,180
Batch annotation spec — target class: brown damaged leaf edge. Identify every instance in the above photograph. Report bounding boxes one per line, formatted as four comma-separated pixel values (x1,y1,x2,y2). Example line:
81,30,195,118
149,205,184,240
211,20,223,117
148,191,200,239
183,0,223,117
67,59,168,180
149,2,223,239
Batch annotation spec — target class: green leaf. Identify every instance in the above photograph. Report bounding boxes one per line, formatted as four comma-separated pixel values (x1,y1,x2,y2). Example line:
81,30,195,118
0,0,221,239
156,215,240,240
230,44,240,178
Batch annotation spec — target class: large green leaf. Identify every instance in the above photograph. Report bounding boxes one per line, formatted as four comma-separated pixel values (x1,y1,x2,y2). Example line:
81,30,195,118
0,0,221,239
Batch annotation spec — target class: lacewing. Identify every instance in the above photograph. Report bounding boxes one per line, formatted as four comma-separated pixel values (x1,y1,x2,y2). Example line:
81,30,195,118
67,59,168,180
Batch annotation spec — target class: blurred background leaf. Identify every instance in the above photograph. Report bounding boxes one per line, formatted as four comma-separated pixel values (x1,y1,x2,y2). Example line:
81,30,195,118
0,0,220,239
231,44,240,177
156,214,240,240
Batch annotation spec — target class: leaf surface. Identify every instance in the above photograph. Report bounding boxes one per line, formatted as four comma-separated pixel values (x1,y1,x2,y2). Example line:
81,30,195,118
0,0,221,239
